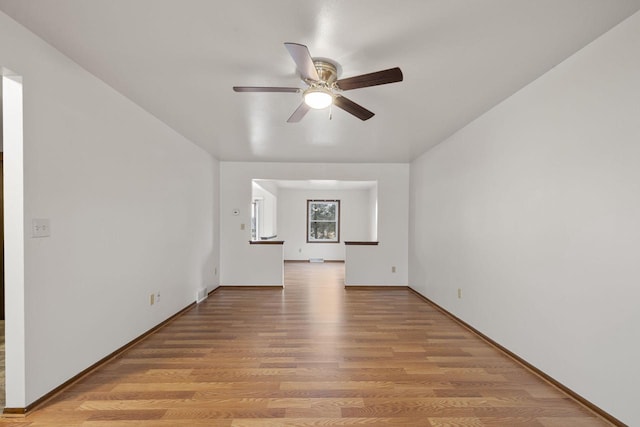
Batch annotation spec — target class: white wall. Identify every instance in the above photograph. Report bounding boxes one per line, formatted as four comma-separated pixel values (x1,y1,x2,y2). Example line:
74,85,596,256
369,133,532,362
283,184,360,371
278,188,373,261
1,11,218,408
221,162,408,286
252,181,277,239
0,76,3,150
409,11,640,426
369,185,378,241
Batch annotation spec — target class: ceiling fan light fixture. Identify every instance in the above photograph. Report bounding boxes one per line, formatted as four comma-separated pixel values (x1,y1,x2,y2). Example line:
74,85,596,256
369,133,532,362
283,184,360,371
303,87,333,109
234,43,402,122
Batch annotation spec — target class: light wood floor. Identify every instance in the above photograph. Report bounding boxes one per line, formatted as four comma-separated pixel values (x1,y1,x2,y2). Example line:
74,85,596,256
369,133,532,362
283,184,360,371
1,262,611,426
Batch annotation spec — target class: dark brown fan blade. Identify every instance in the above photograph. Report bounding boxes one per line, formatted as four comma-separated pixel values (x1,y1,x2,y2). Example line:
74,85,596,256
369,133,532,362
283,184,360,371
284,42,320,82
333,95,374,121
336,67,403,91
287,102,311,123
233,86,301,93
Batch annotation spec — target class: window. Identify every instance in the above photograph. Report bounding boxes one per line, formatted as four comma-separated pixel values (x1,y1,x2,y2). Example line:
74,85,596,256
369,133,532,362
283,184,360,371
307,200,340,243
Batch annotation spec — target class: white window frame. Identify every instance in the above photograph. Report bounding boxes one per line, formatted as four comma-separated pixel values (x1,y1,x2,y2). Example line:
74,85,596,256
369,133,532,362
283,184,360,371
307,199,340,243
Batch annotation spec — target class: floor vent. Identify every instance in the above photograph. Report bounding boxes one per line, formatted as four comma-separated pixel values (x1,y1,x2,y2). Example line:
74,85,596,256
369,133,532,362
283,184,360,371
309,258,324,263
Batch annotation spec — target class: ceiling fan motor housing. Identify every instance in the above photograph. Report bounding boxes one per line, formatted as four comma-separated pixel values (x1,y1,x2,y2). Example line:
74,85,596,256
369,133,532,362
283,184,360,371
310,60,338,86
302,60,339,109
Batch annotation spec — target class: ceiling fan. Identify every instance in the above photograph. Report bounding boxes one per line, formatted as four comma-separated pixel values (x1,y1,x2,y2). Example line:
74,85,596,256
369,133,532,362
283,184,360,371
233,42,403,122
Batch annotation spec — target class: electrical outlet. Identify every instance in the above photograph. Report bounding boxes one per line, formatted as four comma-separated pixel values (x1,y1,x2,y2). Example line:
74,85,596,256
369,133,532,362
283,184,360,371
32,218,51,238
457,288,462,299
150,294,155,305
156,292,161,303
240,223,245,230
391,266,396,273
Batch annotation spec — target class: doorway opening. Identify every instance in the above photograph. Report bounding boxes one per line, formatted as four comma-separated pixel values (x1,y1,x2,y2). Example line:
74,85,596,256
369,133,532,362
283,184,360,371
2,71,25,412
0,153,4,410
1,71,5,410
251,178,378,260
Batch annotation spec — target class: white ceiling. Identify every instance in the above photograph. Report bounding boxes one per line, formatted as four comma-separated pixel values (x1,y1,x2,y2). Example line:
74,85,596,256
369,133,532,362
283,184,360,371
256,179,376,191
1,1,639,163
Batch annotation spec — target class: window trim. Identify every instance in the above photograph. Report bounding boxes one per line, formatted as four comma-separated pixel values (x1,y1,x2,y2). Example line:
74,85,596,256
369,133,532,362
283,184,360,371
306,199,340,243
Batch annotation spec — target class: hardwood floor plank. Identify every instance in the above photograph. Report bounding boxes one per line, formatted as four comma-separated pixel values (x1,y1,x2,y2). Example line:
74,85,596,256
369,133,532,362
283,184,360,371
161,408,286,419
83,422,231,427
427,418,486,427
0,263,614,425
231,418,432,427
85,409,166,421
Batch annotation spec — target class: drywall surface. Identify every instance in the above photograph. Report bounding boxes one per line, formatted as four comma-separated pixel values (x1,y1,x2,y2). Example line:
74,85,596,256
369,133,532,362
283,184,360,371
252,181,277,239
0,11,218,408
369,185,378,241
278,188,373,261
409,11,640,425
345,244,402,285
0,76,3,150
220,162,408,286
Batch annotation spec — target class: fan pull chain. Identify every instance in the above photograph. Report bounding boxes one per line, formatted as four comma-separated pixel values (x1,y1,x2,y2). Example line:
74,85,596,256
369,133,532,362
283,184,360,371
329,104,333,121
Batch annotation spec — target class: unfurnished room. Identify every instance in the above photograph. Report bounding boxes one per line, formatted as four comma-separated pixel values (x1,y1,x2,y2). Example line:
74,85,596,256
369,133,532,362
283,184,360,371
0,1,639,426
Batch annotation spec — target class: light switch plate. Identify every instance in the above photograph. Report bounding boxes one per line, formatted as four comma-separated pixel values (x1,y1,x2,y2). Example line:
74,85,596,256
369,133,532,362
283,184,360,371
32,218,51,238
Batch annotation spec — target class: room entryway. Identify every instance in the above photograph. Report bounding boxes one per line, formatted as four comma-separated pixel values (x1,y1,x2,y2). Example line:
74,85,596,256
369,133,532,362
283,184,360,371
0,319,4,411
1,72,22,412
283,260,345,289
1,81,5,411
0,83,5,411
